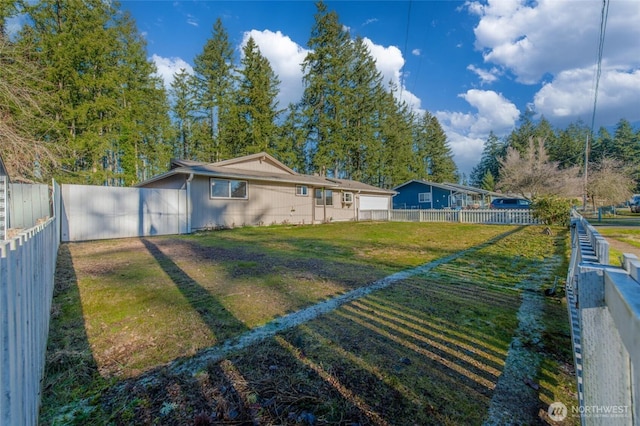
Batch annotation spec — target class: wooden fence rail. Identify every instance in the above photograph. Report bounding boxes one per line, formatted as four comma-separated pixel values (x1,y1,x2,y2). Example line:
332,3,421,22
0,182,60,426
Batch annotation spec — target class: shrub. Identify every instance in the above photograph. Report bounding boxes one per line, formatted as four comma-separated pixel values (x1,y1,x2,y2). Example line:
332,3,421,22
532,196,572,226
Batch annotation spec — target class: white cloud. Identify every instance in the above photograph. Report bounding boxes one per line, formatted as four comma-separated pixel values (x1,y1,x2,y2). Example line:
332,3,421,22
151,54,194,90
242,29,309,107
467,64,499,85
363,18,379,26
534,67,640,125
186,14,198,27
437,90,519,176
466,0,640,127
412,48,421,56
362,37,421,111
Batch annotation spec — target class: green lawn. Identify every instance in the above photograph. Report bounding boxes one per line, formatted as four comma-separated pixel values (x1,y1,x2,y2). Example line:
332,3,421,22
41,222,578,425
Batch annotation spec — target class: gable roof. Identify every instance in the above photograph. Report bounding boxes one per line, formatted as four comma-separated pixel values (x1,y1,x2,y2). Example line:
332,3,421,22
139,152,395,194
392,179,498,197
392,179,459,193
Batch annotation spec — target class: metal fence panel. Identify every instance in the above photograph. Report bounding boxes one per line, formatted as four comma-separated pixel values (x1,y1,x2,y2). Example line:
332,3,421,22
61,184,187,242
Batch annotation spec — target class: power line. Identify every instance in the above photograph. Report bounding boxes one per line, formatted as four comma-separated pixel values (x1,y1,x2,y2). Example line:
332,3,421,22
399,0,412,105
583,0,610,209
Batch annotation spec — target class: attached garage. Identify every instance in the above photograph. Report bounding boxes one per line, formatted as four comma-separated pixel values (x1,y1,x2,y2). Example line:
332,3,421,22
359,195,390,211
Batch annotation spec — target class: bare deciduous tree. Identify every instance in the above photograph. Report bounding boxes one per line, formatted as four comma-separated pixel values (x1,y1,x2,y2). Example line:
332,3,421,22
497,137,581,199
587,158,635,210
0,37,60,182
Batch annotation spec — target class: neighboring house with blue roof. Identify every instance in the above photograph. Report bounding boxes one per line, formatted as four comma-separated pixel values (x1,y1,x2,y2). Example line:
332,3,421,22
392,180,499,210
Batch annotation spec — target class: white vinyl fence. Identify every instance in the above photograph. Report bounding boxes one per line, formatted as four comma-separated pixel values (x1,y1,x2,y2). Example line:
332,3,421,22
0,181,60,426
61,184,187,242
359,208,539,224
566,212,639,425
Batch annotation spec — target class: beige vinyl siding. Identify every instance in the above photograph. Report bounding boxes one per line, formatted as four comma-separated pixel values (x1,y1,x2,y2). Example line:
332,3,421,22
190,177,314,229
140,174,186,190
220,158,292,175
313,190,358,223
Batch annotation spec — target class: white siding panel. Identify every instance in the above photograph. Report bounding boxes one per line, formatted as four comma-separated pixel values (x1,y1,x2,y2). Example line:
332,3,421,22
359,195,389,210
61,185,186,242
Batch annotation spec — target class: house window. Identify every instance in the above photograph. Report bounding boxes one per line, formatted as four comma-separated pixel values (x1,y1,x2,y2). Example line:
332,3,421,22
342,192,353,204
210,178,247,199
296,185,308,196
418,192,431,203
315,189,333,206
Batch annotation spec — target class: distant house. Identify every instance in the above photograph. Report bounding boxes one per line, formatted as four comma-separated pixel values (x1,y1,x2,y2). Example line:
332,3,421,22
137,152,395,229
392,180,498,210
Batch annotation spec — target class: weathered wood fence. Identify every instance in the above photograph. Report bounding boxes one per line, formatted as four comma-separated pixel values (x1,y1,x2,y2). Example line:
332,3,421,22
0,181,60,426
359,208,539,224
566,212,639,425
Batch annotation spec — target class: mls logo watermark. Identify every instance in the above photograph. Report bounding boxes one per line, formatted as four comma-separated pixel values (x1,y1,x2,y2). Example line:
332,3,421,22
548,402,568,421
548,402,632,422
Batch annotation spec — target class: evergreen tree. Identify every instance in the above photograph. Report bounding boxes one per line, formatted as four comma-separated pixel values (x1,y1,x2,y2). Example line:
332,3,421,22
377,87,415,188
506,109,537,154
20,0,171,185
550,120,589,169
275,104,308,172
470,131,504,187
414,111,458,183
301,1,352,177
233,36,281,156
480,170,496,191
341,37,386,183
193,18,234,162
170,68,197,159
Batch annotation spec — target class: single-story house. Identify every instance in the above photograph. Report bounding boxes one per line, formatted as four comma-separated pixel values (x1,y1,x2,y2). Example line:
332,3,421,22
392,180,500,210
137,152,395,229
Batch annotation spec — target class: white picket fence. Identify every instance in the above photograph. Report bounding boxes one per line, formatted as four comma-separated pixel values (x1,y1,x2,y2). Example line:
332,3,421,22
0,181,60,426
566,212,639,425
359,208,539,224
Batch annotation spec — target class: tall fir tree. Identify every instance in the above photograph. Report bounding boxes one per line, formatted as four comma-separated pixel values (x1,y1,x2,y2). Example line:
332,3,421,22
470,131,505,187
232,36,281,157
19,0,170,185
170,68,197,159
301,1,352,177
192,18,234,162
414,111,458,183
342,37,386,183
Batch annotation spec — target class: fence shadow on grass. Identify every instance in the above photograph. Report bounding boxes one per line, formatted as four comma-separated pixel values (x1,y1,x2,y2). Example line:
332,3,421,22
140,238,248,340
39,244,102,423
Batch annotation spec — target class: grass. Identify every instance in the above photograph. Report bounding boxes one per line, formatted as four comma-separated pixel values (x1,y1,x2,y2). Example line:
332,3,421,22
40,222,578,425
592,227,640,265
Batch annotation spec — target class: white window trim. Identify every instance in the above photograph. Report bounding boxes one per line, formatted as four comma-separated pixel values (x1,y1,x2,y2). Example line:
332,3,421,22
418,192,431,203
296,185,309,196
315,188,334,206
342,192,354,204
210,178,248,199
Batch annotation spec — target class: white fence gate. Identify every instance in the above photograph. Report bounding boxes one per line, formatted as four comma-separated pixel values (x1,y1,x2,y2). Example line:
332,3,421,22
60,184,188,242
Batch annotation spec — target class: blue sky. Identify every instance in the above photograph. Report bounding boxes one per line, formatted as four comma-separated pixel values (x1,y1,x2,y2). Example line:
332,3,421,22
120,0,640,176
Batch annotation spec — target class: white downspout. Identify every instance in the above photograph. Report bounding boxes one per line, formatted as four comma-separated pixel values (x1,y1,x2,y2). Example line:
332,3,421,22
186,173,194,233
